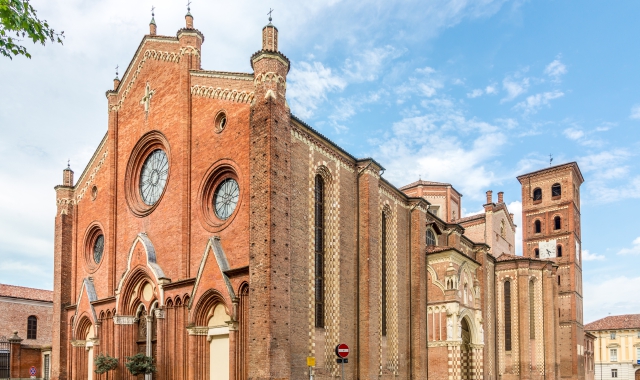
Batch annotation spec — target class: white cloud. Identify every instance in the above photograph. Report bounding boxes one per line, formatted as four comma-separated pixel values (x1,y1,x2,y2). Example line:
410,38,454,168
514,90,564,114
485,85,498,94
582,249,605,261
288,61,347,119
501,76,530,102
630,104,640,119
343,46,403,82
374,97,506,199
396,67,444,101
467,89,484,98
563,127,584,140
618,237,640,255
544,58,567,81
508,200,523,255
584,276,640,323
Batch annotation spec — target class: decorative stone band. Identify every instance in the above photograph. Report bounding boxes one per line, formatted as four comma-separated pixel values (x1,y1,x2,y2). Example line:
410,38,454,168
113,315,136,325
71,340,87,347
154,309,165,319
111,46,201,111
76,149,108,202
250,51,290,72
253,72,286,89
190,85,255,104
187,326,210,336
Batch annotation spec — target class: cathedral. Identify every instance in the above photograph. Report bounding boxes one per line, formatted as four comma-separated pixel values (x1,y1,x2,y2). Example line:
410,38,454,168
51,11,590,380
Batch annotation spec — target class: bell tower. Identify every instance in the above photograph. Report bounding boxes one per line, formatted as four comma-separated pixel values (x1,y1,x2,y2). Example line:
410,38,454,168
517,162,584,379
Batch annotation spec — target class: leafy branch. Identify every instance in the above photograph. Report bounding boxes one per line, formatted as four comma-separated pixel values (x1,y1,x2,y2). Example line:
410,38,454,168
0,0,64,59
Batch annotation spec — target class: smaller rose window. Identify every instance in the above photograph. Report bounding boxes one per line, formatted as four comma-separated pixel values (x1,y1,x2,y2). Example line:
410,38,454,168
93,235,104,264
214,178,239,220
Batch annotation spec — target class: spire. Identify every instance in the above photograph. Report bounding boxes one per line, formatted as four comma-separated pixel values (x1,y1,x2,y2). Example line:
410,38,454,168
113,65,120,90
150,6,157,35
261,9,278,52
185,1,193,28
63,160,74,187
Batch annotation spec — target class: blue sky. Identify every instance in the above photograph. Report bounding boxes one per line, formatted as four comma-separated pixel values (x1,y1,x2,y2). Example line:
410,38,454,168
0,0,638,323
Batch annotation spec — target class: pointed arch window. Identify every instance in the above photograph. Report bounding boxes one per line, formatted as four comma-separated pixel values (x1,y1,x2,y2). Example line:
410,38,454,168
381,212,388,336
426,228,436,246
554,216,561,230
534,220,541,234
504,281,512,351
314,175,324,328
27,316,37,339
529,280,535,339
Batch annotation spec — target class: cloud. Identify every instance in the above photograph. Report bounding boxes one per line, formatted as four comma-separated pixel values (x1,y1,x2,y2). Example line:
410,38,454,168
373,96,507,199
582,249,605,261
618,237,640,255
343,45,403,82
584,276,640,323
396,67,444,102
544,58,567,81
508,200,523,255
485,85,498,94
288,61,347,119
501,76,530,102
514,90,564,114
630,104,640,119
467,89,484,98
563,127,584,140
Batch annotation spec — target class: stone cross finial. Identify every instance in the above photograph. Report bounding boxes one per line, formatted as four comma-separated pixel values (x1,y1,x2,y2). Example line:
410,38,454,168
267,8,274,22
140,82,155,114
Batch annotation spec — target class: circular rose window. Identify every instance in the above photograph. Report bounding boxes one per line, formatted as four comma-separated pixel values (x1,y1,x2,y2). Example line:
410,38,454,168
93,234,104,264
139,149,169,206
214,178,239,220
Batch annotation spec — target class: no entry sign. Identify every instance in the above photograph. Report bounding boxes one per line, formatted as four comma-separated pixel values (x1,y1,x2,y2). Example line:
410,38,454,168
335,343,349,358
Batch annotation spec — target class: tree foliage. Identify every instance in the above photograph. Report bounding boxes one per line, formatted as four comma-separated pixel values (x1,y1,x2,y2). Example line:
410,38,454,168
94,353,118,374
125,353,156,376
0,0,63,59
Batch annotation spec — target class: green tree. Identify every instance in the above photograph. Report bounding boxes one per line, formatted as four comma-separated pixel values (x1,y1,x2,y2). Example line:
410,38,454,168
94,353,118,374
0,0,63,59
125,353,156,376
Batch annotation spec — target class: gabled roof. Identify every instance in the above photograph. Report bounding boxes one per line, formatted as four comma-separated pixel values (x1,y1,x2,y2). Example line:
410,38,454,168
457,213,485,224
585,314,640,331
516,161,584,185
0,283,53,302
399,179,462,197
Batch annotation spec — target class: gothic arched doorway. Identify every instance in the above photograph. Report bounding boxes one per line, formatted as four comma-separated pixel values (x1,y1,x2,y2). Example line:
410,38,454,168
460,317,472,380
208,303,230,380
635,368,640,380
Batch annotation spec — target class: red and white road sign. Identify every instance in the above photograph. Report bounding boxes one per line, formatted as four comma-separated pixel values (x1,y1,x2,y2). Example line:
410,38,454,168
335,343,349,358
29,366,36,376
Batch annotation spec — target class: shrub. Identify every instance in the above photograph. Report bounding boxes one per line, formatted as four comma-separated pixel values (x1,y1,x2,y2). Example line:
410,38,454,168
125,353,156,376
94,353,118,374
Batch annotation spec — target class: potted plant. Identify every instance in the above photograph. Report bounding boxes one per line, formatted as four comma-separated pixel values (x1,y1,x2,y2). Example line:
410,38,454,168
94,353,118,374
125,353,156,376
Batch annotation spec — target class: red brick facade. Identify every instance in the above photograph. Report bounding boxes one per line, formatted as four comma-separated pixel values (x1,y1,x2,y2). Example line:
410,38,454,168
0,284,53,379
51,13,587,380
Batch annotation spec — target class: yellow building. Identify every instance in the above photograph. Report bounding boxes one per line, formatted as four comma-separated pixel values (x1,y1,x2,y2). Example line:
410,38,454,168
585,314,640,380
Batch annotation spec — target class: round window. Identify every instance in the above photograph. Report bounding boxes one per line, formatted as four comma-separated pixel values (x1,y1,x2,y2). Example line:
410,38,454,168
93,235,104,264
139,149,169,205
214,178,239,220
214,111,227,133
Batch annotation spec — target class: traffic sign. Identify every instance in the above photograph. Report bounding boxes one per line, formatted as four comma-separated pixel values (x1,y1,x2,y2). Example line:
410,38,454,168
335,343,349,358
29,366,36,376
